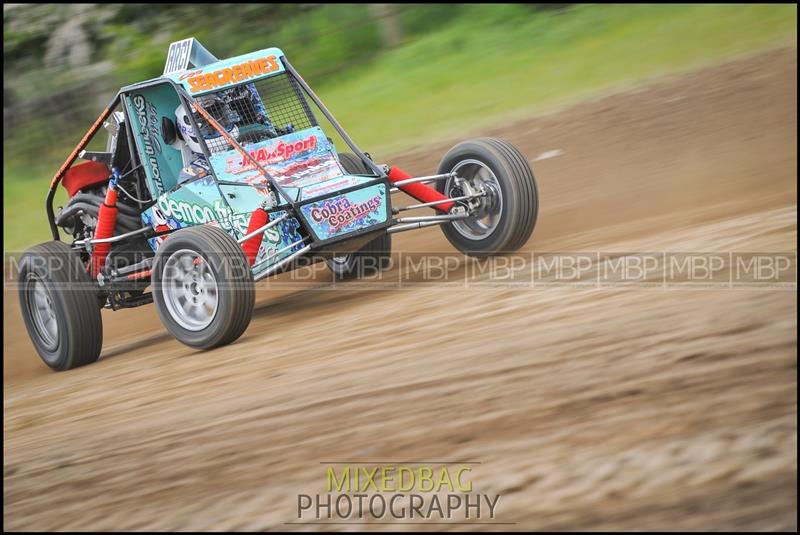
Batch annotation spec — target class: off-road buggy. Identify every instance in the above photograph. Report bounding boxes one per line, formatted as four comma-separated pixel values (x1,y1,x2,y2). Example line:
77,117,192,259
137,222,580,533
18,39,539,371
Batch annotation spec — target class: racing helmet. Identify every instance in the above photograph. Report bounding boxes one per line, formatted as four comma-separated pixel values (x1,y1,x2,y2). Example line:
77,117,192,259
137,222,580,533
174,94,240,154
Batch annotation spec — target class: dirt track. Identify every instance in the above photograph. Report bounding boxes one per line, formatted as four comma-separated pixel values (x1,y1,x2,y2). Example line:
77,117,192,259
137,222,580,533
3,47,797,531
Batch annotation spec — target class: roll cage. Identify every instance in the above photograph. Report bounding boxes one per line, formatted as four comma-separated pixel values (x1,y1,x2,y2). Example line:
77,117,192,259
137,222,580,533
46,53,382,243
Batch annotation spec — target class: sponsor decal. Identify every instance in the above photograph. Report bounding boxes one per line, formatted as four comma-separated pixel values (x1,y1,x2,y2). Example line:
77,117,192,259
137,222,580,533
224,134,318,174
141,205,186,250
143,198,302,260
152,195,292,244
156,196,232,226
301,184,387,239
270,156,342,188
179,69,202,81
210,127,349,199
302,177,357,199
254,215,304,264
132,94,165,194
310,195,382,232
187,55,280,93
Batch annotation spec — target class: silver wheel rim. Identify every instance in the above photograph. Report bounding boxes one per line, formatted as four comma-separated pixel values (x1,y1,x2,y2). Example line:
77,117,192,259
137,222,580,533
161,249,219,331
331,254,351,266
446,159,504,240
28,277,58,352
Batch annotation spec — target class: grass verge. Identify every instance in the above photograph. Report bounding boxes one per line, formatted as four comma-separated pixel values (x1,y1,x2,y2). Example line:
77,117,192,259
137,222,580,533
3,3,796,252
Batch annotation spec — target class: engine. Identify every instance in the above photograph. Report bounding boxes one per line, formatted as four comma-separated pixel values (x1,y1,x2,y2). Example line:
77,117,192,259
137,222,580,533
55,186,142,241
55,179,152,282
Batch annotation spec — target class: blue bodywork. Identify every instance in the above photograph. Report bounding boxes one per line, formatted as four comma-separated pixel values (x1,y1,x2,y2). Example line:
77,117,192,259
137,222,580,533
124,47,390,272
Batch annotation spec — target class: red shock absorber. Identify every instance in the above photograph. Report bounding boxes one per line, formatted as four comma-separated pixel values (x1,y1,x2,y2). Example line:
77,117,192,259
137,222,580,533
90,179,119,278
242,208,269,267
387,166,454,213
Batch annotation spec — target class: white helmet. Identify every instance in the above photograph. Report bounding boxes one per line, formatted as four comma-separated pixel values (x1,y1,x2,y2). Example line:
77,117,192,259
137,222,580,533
175,96,239,154
175,104,203,153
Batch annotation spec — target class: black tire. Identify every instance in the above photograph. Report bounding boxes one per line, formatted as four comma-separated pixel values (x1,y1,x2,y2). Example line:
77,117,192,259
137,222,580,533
152,225,254,349
337,151,371,175
326,233,393,280
435,138,538,256
327,152,393,280
18,241,103,371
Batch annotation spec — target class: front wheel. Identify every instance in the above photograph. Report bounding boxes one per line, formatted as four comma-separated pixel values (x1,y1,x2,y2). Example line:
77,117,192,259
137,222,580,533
436,138,538,256
152,225,255,349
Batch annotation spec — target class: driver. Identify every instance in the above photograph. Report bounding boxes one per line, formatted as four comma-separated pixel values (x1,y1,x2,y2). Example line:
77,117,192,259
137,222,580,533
172,93,239,184
172,87,280,184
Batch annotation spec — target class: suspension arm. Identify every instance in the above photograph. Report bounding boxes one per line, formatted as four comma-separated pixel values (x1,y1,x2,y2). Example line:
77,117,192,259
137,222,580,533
386,166,455,213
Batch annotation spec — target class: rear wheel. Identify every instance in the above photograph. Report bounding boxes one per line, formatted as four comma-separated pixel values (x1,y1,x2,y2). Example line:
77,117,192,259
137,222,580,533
18,241,103,371
327,152,393,280
152,225,254,349
436,138,538,256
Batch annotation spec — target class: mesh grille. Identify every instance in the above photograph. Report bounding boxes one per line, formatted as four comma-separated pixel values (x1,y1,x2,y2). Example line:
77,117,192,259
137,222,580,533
189,72,319,154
